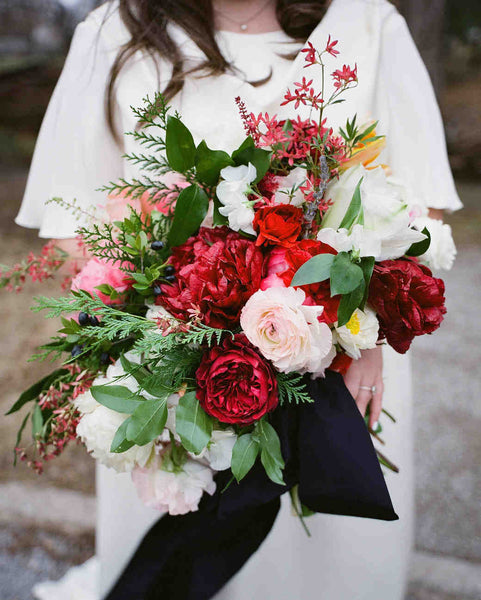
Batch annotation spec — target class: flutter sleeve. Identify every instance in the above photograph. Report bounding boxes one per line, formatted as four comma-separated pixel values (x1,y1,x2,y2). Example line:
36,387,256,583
15,11,124,238
373,8,462,211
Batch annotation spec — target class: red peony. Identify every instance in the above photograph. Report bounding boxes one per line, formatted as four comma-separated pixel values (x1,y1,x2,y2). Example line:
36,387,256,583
157,227,265,329
369,259,446,354
196,334,278,425
261,239,340,324
253,204,304,248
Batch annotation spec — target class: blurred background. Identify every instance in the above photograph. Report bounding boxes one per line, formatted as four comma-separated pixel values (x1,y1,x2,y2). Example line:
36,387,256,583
0,1,480,599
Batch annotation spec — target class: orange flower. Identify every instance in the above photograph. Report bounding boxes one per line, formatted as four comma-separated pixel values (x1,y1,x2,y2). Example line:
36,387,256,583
341,124,387,172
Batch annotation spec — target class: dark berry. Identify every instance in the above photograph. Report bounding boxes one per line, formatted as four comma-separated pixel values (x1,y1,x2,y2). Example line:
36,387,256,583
78,312,90,326
153,285,162,296
164,274,176,283
89,315,100,327
151,240,165,251
100,352,110,365
164,265,175,276
71,344,84,358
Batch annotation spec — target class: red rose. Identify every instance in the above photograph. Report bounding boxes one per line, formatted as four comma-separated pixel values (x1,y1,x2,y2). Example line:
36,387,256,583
196,334,279,425
253,204,304,247
328,352,353,376
369,258,446,354
157,227,265,329
261,239,340,324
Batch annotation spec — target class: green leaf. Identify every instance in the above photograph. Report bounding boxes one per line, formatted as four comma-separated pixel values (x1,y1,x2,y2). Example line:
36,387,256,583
167,184,209,248
212,197,229,227
176,391,213,454
290,253,335,287
406,227,431,257
339,178,363,230
31,405,43,438
231,137,271,183
330,252,364,296
256,420,285,486
126,399,168,446
195,140,233,186
165,116,196,172
91,385,144,413
6,368,69,415
13,412,30,466
337,280,365,327
110,418,135,453
359,256,375,309
231,433,260,482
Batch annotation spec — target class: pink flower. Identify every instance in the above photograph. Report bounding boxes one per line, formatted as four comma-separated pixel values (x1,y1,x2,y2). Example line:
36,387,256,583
331,64,358,89
325,35,340,57
71,257,132,304
132,457,216,515
301,41,317,67
240,286,334,377
260,246,290,290
105,191,142,222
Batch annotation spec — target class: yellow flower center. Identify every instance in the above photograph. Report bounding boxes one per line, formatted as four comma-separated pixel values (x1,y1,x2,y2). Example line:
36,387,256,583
346,312,361,335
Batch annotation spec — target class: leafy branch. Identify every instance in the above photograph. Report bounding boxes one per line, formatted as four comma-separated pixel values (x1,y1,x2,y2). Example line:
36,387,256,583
276,372,313,405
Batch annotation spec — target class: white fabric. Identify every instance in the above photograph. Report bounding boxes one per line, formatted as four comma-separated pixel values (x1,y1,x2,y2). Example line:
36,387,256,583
21,0,460,598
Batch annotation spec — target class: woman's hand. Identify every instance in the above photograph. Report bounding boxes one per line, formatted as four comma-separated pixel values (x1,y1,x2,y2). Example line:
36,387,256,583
343,346,383,428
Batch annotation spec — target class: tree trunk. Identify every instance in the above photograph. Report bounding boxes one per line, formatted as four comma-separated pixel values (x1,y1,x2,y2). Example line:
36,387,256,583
397,0,447,96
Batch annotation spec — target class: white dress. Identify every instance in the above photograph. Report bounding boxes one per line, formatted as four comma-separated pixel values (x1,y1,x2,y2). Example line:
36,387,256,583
16,1,462,599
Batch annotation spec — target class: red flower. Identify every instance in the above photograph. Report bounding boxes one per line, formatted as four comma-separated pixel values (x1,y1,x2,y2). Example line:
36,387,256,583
301,41,317,67
261,239,340,324
328,352,353,376
157,227,264,329
331,64,358,89
253,204,304,248
196,334,278,425
369,259,446,354
325,35,340,57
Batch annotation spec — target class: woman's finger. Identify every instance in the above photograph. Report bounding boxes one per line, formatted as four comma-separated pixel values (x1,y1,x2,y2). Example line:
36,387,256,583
356,388,372,417
369,380,384,428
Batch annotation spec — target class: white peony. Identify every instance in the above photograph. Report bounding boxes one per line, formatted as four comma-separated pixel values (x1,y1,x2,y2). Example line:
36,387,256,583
240,286,334,375
334,307,379,359
321,165,426,260
132,457,216,515
274,167,306,207
76,397,153,472
317,224,382,258
216,162,257,234
413,216,457,271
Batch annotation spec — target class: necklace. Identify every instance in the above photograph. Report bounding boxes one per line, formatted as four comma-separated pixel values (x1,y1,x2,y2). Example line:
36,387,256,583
214,0,274,32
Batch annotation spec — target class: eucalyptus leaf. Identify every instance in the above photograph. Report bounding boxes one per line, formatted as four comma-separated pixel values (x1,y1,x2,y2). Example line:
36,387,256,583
176,391,213,454
290,253,335,287
359,256,375,309
231,433,260,482
406,227,431,257
91,385,144,414
256,419,285,486
339,178,363,230
212,197,229,227
110,418,135,453
165,116,196,172
167,184,209,248
6,368,68,415
195,140,233,186
330,252,364,296
126,399,168,446
337,280,365,327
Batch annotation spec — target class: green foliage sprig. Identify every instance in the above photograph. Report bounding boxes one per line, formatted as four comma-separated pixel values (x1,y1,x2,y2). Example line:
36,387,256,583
276,372,313,405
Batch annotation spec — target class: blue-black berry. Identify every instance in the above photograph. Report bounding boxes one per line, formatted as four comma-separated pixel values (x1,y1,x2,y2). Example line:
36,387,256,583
89,315,100,327
71,344,84,358
164,265,175,276
78,312,90,326
164,274,176,283
151,240,165,251
100,352,110,365
153,285,162,296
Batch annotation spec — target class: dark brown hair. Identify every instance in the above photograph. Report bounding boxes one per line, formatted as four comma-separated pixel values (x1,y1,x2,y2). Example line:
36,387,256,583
107,0,331,138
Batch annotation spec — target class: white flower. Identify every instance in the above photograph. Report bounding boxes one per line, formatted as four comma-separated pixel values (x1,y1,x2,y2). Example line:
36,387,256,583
317,224,382,258
145,303,175,322
334,307,379,359
240,286,334,375
105,360,140,395
274,167,306,207
413,216,457,271
132,457,216,515
216,162,257,234
203,429,237,471
321,165,426,260
76,396,153,472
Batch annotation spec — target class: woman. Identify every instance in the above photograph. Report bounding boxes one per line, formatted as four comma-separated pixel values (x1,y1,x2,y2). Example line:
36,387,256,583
17,0,462,598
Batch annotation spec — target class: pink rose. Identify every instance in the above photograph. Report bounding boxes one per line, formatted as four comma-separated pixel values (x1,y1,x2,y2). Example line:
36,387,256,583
240,286,335,377
71,257,132,304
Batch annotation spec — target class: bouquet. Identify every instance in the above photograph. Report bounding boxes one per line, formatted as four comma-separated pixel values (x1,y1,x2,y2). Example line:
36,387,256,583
4,36,454,520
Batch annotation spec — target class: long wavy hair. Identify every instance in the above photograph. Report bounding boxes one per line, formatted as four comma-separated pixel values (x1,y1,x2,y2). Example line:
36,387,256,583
107,0,331,138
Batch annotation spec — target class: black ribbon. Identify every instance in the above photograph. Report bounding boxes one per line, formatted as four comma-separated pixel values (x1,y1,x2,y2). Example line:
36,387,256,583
105,371,398,600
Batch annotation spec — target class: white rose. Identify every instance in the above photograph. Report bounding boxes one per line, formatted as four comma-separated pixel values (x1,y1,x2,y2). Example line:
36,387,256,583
132,457,216,515
240,286,334,375
216,162,257,234
334,307,379,359
274,167,306,206
321,165,426,260
413,216,457,271
76,397,153,472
